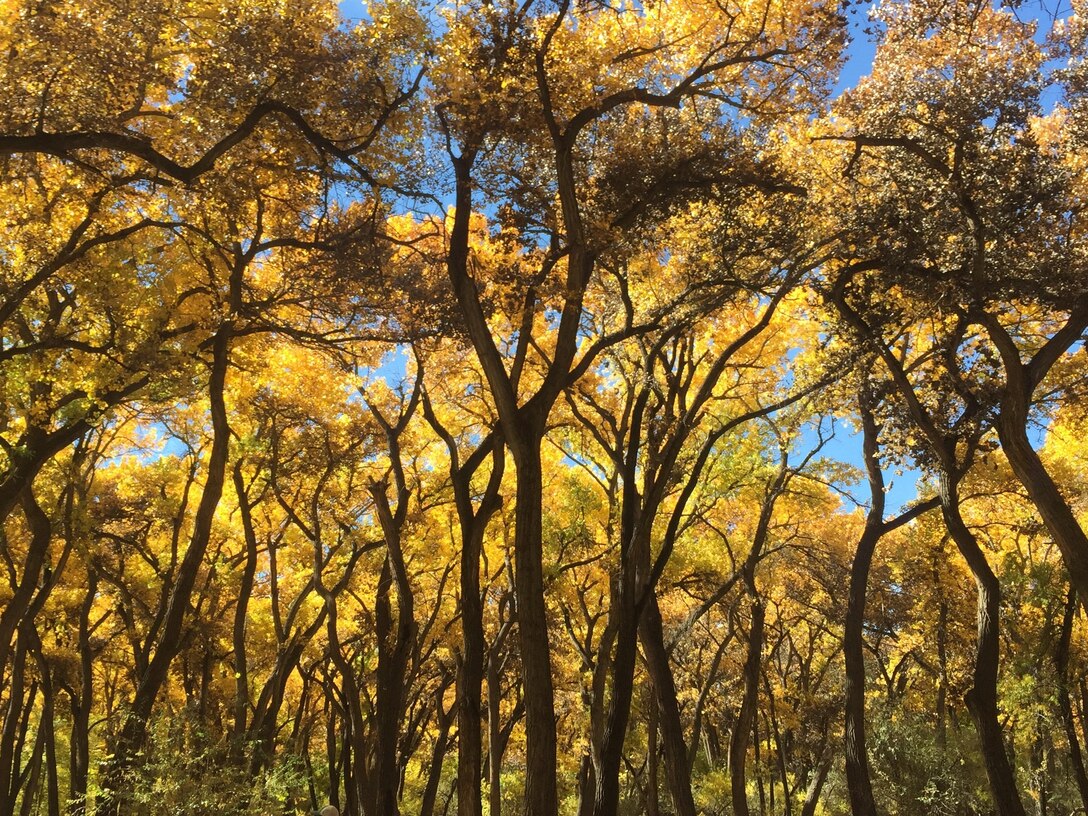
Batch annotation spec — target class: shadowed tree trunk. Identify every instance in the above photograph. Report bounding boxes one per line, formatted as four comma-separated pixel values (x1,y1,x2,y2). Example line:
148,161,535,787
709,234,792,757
939,471,1025,816
832,271,1026,816
729,587,764,816
844,388,939,816
421,391,505,816
1056,589,1088,813
640,595,698,816
979,308,1088,610
843,393,885,816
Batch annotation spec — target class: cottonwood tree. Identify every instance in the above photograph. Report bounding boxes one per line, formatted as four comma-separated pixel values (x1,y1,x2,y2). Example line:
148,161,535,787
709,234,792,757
428,3,844,812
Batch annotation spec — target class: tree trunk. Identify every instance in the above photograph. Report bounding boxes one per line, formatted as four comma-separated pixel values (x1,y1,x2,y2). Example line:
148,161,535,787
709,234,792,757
844,394,883,816
487,655,504,816
800,754,831,816
1056,589,1088,812
729,594,765,816
590,483,646,816
458,520,486,816
939,472,1026,816
440,433,501,816
420,689,455,816
844,518,881,816
230,464,259,757
639,593,697,816
372,552,412,816
446,147,562,816
646,685,661,816
510,440,559,816
0,634,30,816
67,574,96,816
997,411,1088,610
486,597,517,816
27,627,60,816
101,323,233,813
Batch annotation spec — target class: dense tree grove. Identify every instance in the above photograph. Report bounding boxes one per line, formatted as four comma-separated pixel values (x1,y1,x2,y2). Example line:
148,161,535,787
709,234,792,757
1,0,1088,814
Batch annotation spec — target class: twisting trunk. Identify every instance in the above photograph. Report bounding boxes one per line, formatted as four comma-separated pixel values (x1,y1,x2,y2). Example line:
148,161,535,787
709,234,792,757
981,309,1088,609
938,472,1025,816
843,392,883,816
996,408,1088,610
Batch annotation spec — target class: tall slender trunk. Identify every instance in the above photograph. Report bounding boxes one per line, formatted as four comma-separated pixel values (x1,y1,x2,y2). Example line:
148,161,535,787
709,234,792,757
646,684,661,816
590,460,647,816
101,323,233,814
438,430,502,816
844,395,883,816
421,690,455,816
510,439,559,816
371,550,414,816
67,574,96,816
27,628,60,816
324,693,341,815
844,519,880,816
639,593,697,816
326,601,369,815
16,679,45,816
446,146,562,816
0,632,30,815
1056,589,1088,812
764,674,790,816
488,647,504,816
230,464,259,757
459,522,485,816
590,584,639,816
485,594,519,816
729,591,765,816
939,472,1025,816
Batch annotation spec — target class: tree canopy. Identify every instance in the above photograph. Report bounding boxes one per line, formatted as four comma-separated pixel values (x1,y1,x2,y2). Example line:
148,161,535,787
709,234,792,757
2,0,1088,815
